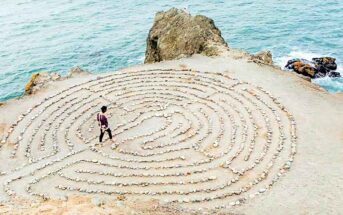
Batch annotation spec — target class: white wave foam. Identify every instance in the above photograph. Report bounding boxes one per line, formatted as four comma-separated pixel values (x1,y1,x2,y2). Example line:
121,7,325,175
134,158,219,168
275,50,342,74
274,50,342,92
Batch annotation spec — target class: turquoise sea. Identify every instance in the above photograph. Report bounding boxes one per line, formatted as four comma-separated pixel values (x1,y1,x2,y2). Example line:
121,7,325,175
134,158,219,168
0,0,342,101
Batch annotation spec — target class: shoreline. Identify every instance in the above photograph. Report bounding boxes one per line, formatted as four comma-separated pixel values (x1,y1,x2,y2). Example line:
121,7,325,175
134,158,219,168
1,46,343,104
0,47,341,106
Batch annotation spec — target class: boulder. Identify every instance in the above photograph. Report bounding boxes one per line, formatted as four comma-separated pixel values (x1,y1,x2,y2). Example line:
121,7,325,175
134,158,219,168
312,57,337,70
285,57,340,79
144,8,228,63
250,51,273,65
24,73,39,95
312,57,339,78
67,66,90,78
286,60,316,78
24,72,61,95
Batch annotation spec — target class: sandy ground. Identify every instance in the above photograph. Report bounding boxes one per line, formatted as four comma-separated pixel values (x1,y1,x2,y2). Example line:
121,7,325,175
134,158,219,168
0,196,191,215
0,52,342,214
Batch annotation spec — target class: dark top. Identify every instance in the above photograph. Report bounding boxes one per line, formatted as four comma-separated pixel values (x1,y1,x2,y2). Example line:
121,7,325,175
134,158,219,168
97,113,108,128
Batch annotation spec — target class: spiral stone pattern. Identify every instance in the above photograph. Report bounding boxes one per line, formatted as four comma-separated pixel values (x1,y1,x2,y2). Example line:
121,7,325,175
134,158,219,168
0,69,297,210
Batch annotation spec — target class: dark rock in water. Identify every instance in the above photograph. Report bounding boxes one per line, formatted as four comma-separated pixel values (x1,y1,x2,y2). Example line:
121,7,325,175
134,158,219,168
312,57,337,70
285,57,340,79
328,71,341,78
144,8,228,63
285,59,316,78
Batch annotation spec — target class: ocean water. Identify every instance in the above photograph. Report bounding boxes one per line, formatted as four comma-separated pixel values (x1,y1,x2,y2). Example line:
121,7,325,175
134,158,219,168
0,0,342,101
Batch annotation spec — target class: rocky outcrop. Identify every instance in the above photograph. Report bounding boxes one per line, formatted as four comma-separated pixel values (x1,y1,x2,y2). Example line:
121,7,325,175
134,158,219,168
249,51,273,65
67,66,90,78
144,8,228,63
285,59,316,78
285,57,340,78
24,66,90,95
24,72,61,95
24,73,38,95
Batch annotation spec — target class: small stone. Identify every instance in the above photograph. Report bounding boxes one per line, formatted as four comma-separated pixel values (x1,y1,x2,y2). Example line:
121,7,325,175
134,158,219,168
117,195,126,201
259,188,266,193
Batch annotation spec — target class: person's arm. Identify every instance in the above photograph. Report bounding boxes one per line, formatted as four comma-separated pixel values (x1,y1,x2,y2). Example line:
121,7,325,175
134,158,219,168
98,115,101,127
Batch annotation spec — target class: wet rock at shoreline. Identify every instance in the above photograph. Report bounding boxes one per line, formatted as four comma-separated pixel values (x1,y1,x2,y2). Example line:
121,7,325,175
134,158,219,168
312,57,337,70
285,57,340,78
144,8,228,63
24,72,61,95
250,51,273,65
24,66,89,96
24,73,39,95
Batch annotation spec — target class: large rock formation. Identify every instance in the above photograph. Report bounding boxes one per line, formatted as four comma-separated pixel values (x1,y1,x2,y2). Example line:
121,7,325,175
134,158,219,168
144,8,228,63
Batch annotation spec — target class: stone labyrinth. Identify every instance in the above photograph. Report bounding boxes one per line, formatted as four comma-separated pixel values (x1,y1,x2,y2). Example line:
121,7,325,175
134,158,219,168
0,69,297,210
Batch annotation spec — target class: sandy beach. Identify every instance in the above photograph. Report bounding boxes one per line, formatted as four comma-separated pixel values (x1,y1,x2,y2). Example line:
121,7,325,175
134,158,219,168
0,50,342,214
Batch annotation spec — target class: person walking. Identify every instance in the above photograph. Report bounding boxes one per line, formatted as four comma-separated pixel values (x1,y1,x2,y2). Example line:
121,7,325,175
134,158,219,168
97,106,114,143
